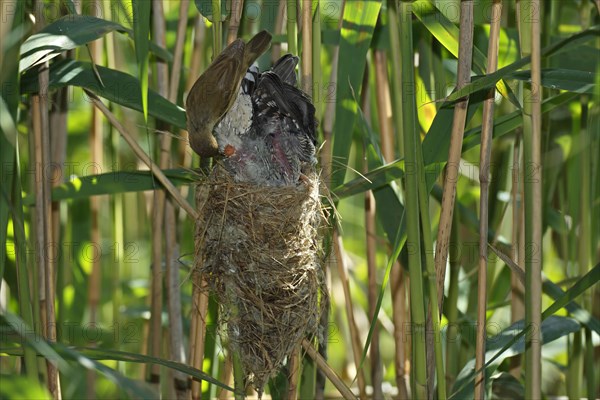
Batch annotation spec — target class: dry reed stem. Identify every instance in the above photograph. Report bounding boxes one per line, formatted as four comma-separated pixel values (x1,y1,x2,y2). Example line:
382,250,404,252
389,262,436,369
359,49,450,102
177,15,205,233
475,1,502,397
163,199,187,398
301,0,313,97
148,1,171,383
32,3,60,396
390,262,409,399
49,56,68,383
33,79,61,400
149,190,165,383
190,270,210,400
169,0,191,102
87,2,104,393
332,231,367,399
217,355,234,400
160,3,191,396
271,1,286,63
287,348,301,400
227,0,244,45
365,189,382,399
87,92,198,219
528,0,543,395
509,133,525,378
433,0,474,315
301,339,358,400
374,50,394,161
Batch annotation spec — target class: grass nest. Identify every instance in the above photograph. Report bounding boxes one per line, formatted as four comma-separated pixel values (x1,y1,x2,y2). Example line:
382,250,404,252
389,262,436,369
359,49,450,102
194,165,327,393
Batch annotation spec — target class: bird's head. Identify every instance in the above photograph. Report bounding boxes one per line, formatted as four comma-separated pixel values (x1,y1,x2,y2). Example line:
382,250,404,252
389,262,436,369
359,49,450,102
187,122,219,157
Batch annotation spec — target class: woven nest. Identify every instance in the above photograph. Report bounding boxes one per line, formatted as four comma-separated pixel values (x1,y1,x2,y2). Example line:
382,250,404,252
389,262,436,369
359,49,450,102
194,165,326,393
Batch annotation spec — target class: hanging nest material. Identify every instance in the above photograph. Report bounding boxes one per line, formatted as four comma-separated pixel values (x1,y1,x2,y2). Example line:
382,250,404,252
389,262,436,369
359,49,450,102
194,165,326,392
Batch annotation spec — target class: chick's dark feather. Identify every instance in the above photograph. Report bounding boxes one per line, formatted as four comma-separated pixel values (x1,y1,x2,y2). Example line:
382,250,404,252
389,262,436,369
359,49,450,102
271,54,299,86
254,73,317,146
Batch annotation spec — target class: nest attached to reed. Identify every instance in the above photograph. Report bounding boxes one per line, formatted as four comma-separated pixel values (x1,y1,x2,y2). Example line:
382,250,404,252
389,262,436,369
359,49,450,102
194,165,326,393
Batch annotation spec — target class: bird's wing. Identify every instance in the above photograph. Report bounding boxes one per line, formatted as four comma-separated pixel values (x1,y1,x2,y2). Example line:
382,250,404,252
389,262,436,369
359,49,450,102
254,72,317,146
186,39,245,123
271,54,299,86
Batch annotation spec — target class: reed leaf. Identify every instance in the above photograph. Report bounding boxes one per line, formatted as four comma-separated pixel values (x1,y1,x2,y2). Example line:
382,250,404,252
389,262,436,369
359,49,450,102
330,0,382,188
21,59,186,129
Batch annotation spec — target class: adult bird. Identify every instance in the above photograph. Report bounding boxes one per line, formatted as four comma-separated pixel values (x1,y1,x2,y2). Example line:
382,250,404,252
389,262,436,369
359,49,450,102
186,31,272,157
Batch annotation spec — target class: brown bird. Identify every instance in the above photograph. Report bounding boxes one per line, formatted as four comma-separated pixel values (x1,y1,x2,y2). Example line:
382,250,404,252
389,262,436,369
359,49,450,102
186,31,272,157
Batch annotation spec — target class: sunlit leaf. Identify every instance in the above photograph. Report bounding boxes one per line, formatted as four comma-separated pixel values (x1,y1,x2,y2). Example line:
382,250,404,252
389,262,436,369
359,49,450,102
411,0,518,108
0,343,157,400
0,375,51,400
19,15,171,74
132,0,151,121
412,0,487,74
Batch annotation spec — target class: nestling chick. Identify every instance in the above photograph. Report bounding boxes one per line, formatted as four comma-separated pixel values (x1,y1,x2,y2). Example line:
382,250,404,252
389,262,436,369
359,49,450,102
217,54,318,186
